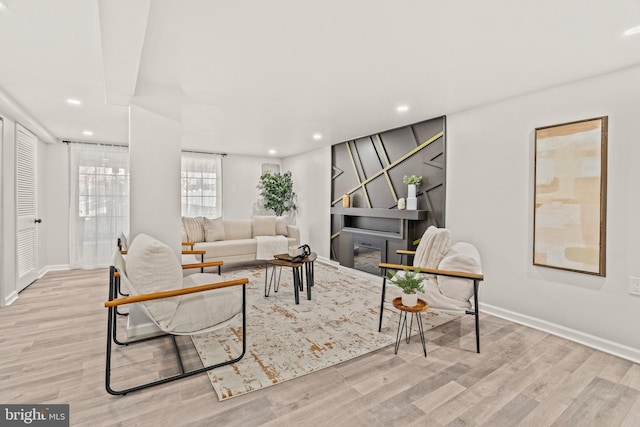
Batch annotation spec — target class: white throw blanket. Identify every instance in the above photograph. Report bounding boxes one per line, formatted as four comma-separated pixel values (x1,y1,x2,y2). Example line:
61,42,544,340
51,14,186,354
255,235,289,260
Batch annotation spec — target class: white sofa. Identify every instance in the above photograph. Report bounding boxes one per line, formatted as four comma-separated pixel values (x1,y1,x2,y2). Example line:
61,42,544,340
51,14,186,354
182,216,300,264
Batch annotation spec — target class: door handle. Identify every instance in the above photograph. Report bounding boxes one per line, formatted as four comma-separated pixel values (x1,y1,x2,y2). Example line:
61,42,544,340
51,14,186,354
34,218,42,224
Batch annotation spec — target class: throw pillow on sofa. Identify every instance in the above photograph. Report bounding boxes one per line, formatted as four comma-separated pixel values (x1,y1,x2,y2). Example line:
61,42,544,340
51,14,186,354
253,216,277,237
204,217,226,242
275,215,288,236
182,216,205,243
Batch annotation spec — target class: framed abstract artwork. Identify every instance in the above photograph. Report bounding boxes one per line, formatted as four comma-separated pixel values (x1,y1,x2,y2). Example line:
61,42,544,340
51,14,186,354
533,116,608,276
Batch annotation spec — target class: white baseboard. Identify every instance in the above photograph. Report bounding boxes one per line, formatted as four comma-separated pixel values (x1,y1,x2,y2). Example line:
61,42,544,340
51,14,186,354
38,264,71,277
3,291,18,307
126,320,162,339
480,303,640,364
316,256,338,267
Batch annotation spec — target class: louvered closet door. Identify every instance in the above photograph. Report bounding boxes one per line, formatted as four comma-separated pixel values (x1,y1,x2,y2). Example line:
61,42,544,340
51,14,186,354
16,124,39,291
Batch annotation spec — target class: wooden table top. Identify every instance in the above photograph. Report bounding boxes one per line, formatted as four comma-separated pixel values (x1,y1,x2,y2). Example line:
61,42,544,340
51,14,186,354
392,297,428,312
273,252,317,263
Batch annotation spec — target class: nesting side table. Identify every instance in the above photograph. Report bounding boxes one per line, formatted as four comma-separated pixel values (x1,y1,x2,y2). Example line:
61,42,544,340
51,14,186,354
392,297,428,357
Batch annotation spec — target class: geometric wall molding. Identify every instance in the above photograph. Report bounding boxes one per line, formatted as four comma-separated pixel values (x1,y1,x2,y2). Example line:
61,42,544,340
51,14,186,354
331,116,446,262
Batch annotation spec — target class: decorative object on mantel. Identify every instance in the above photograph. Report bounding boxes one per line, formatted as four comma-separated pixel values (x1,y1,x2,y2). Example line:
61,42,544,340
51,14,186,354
388,267,425,307
342,194,350,208
397,197,406,210
403,175,422,211
257,171,297,217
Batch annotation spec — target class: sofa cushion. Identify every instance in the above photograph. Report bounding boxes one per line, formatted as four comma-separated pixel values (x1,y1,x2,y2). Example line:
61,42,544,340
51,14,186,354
223,220,253,240
275,216,288,236
253,215,277,237
413,226,451,270
125,233,182,328
196,239,257,258
437,242,481,302
182,216,205,243
204,217,226,242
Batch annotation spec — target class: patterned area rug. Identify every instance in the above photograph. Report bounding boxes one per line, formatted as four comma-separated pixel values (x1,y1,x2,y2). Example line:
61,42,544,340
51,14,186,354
190,262,461,400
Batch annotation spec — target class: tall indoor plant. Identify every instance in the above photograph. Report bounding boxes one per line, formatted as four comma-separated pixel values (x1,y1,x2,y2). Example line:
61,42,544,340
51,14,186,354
257,171,297,216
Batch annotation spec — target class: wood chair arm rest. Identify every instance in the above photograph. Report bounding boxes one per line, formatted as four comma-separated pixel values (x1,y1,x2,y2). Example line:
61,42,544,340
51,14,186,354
182,241,195,246
181,260,223,270
396,249,416,255
182,250,206,255
379,262,484,281
120,250,128,255
105,277,247,307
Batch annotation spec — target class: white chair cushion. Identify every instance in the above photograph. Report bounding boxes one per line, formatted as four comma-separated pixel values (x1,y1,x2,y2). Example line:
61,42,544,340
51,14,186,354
204,217,226,242
413,226,451,270
125,233,183,328
170,273,243,335
437,242,482,302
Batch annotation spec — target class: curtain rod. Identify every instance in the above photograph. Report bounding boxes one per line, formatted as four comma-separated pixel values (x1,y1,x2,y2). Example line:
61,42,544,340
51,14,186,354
63,140,227,156
62,140,128,148
181,149,227,156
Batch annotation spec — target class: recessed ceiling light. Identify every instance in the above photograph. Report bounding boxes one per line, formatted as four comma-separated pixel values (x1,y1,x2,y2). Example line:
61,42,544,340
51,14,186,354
268,149,276,155
82,130,93,136
396,105,409,112
66,98,82,105
312,133,322,140
624,25,640,36
0,1,8,11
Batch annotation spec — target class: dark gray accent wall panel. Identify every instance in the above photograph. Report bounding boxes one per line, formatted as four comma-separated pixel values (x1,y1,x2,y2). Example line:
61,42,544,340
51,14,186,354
330,116,446,264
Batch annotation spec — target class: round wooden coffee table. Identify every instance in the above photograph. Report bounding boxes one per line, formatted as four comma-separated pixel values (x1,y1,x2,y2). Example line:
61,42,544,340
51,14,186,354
392,297,428,357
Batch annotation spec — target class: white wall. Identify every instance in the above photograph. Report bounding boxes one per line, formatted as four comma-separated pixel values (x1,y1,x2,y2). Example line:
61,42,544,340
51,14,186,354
447,65,640,359
222,154,281,219
282,146,331,259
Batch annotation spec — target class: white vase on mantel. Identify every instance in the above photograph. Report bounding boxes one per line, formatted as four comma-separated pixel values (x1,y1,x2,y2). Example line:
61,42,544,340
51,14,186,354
401,292,418,307
407,184,417,210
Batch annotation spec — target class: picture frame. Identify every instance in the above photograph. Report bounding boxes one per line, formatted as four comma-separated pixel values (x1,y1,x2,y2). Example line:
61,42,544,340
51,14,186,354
533,116,608,276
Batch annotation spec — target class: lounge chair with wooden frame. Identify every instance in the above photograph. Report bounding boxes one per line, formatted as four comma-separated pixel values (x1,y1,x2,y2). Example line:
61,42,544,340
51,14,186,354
378,226,484,353
105,233,248,395
113,236,222,319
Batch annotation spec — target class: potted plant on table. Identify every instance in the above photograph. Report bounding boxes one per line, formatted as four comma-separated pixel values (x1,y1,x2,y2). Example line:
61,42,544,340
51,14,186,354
388,267,425,307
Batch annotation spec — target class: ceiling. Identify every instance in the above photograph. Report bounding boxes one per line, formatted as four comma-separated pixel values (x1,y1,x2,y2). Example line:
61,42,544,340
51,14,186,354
0,0,639,157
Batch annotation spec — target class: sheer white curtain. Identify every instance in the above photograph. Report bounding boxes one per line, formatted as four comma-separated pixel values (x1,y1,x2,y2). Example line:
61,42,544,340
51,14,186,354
69,143,129,268
181,151,222,218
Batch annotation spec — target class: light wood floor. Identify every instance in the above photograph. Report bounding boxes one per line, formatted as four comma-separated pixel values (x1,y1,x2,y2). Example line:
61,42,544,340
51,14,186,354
1,268,639,427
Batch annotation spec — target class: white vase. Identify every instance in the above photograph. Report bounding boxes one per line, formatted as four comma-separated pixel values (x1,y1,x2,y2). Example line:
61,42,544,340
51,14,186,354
401,292,418,307
407,184,417,210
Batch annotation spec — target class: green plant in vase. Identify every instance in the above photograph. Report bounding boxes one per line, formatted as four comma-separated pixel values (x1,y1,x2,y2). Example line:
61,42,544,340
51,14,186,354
388,267,425,306
257,171,297,216
402,175,422,185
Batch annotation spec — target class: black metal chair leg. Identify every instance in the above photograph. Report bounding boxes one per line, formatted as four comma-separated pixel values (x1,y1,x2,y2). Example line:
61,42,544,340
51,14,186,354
106,284,247,396
474,279,480,353
378,271,387,332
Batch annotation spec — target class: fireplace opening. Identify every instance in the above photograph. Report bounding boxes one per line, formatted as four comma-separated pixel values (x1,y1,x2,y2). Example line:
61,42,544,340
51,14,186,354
352,236,387,275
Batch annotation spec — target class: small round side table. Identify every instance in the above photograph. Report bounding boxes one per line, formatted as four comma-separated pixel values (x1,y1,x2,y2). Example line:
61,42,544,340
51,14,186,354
392,297,428,357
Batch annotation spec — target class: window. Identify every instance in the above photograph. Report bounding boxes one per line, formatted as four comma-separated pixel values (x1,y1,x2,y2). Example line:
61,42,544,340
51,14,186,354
181,151,222,217
69,143,129,268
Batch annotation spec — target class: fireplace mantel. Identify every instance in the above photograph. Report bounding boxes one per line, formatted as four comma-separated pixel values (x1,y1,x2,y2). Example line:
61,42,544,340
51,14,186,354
331,207,429,271
330,207,428,220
